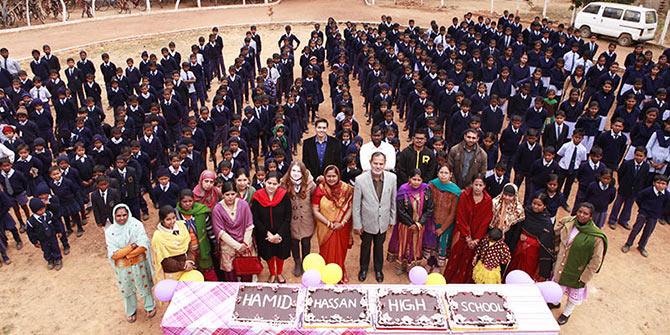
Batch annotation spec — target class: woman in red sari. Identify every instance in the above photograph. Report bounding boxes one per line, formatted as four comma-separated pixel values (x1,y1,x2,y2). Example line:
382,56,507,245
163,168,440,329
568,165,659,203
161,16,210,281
506,193,555,281
443,175,493,284
311,165,354,283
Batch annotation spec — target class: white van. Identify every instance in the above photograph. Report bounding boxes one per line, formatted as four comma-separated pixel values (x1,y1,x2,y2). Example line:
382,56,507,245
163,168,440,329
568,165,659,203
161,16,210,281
574,2,657,46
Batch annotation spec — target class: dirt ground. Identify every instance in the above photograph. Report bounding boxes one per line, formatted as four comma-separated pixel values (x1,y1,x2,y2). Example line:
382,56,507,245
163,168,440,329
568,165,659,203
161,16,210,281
0,1,667,334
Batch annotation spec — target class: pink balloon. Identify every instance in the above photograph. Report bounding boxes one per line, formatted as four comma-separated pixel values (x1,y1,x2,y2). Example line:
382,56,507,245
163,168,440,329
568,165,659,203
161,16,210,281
302,269,322,287
408,266,428,285
536,281,563,304
153,279,179,302
505,270,534,284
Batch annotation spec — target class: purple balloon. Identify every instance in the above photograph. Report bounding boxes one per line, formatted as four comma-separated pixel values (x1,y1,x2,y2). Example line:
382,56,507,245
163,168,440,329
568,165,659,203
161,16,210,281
505,270,534,284
408,266,428,285
153,279,179,302
536,281,563,304
302,269,322,287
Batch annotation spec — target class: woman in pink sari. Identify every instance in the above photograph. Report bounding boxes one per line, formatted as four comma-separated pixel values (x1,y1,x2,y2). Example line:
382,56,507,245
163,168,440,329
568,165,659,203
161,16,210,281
193,170,223,210
311,165,354,283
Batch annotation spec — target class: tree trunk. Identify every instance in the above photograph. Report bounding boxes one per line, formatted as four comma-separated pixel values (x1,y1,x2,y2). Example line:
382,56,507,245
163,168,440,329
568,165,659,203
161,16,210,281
146,0,150,12
92,0,96,17
1,0,8,26
59,0,67,21
26,0,31,26
174,0,180,9
197,0,201,7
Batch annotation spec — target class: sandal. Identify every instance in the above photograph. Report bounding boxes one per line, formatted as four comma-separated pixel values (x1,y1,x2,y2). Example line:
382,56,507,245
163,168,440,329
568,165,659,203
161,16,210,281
268,275,277,283
126,313,137,323
146,309,157,319
277,275,286,284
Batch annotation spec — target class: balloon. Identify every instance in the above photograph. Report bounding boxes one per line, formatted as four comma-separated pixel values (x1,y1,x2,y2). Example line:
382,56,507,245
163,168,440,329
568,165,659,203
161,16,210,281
505,270,534,284
320,263,343,285
425,273,446,285
408,266,428,285
302,253,326,272
536,281,563,304
302,269,322,287
153,279,179,302
179,270,205,282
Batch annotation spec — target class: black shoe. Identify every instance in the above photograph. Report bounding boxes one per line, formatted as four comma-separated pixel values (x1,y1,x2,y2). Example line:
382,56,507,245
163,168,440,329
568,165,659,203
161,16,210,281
16,241,23,250
358,270,367,282
621,224,631,230
375,271,384,283
66,230,74,237
76,229,84,238
547,302,561,309
63,247,71,255
557,314,570,325
19,224,26,233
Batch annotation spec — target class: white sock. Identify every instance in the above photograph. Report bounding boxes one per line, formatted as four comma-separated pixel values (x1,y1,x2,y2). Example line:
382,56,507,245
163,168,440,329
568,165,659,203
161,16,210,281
563,301,577,316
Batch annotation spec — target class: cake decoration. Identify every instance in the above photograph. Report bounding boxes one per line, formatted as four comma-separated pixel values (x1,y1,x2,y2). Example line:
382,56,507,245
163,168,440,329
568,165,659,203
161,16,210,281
303,287,371,328
232,285,299,325
375,288,447,330
447,291,517,329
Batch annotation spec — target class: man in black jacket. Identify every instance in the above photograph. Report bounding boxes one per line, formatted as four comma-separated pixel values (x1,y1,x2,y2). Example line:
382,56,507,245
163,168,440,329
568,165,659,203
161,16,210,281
608,146,649,230
302,118,341,178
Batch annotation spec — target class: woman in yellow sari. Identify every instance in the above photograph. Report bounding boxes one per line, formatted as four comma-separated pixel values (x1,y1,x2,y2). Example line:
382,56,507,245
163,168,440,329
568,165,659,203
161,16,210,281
311,165,354,283
151,205,195,281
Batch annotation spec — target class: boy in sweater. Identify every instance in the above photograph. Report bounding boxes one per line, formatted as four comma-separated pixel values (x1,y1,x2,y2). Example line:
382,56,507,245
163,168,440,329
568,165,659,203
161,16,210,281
622,175,669,257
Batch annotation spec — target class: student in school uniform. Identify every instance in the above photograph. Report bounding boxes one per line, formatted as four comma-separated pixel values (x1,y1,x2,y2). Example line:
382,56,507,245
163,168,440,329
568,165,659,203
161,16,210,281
595,118,627,169
47,166,84,237
167,153,189,190
608,146,649,230
512,128,542,188
64,58,85,107
542,111,570,150
485,163,509,198
0,187,22,250
573,146,606,211
622,174,669,257
527,146,558,204
585,169,616,228
556,129,588,199
46,71,66,99
150,168,181,209
90,176,121,227
108,155,141,219
0,157,30,232
30,50,50,82
26,198,64,270
498,115,524,178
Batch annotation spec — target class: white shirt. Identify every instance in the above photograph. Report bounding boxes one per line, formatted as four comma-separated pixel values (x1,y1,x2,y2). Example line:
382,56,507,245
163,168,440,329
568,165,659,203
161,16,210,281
563,50,581,73
0,56,21,75
557,141,588,170
30,86,52,103
359,141,396,171
179,70,196,93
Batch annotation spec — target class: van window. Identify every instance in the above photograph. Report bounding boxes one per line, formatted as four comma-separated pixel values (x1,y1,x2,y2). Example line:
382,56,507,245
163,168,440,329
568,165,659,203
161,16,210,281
623,10,641,22
582,4,600,14
646,11,657,24
602,7,623,19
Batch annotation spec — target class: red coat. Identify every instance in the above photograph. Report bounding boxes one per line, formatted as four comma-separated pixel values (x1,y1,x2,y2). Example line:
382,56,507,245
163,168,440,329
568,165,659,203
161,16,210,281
443,187,493,283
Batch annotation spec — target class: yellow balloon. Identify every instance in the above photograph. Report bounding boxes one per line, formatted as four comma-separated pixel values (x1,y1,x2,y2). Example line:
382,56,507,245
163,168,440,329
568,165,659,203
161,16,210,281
425,273,446,285
303,253,326,272
179,270,205,282
320,263,343,285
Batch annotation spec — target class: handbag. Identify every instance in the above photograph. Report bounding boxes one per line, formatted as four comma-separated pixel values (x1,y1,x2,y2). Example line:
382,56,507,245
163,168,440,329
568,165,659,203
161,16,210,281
233,248,263,275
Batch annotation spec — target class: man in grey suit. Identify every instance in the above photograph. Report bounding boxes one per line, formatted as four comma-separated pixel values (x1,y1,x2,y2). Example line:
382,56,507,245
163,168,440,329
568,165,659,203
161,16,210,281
353,152,397,283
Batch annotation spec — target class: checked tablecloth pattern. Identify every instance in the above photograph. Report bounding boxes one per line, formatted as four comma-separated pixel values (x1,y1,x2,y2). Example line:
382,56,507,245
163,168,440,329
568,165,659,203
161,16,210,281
161,282,559,335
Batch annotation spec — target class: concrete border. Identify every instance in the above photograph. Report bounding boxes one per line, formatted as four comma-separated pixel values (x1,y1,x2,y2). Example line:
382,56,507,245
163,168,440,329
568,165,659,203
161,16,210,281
0,0,282,35
15,18,376,62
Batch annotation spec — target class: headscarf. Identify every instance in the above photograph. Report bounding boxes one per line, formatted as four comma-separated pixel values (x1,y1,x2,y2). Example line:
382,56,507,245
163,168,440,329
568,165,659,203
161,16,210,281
430,177,462,196
397,181,429,200
317,166,353,209
272,124,288,150
193,170,222,209
104,204,154,275
490,183,525,233
252,186,288,207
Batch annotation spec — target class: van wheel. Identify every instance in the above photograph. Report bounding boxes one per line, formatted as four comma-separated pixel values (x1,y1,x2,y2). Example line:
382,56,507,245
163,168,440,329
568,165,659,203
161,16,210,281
618,33,633,47
579,26,592,38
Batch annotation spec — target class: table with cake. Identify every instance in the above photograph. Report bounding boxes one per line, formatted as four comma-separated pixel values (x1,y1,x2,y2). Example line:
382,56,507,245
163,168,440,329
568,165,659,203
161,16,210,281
161,282,560,334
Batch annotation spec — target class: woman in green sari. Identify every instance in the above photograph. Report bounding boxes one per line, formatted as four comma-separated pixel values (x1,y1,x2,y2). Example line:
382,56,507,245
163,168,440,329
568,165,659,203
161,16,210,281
427,165,462,270
105,204,156,323
175,189,218,281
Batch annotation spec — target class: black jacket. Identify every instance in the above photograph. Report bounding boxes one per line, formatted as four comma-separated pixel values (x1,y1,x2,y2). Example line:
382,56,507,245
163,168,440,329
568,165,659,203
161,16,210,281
301,135,341,178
